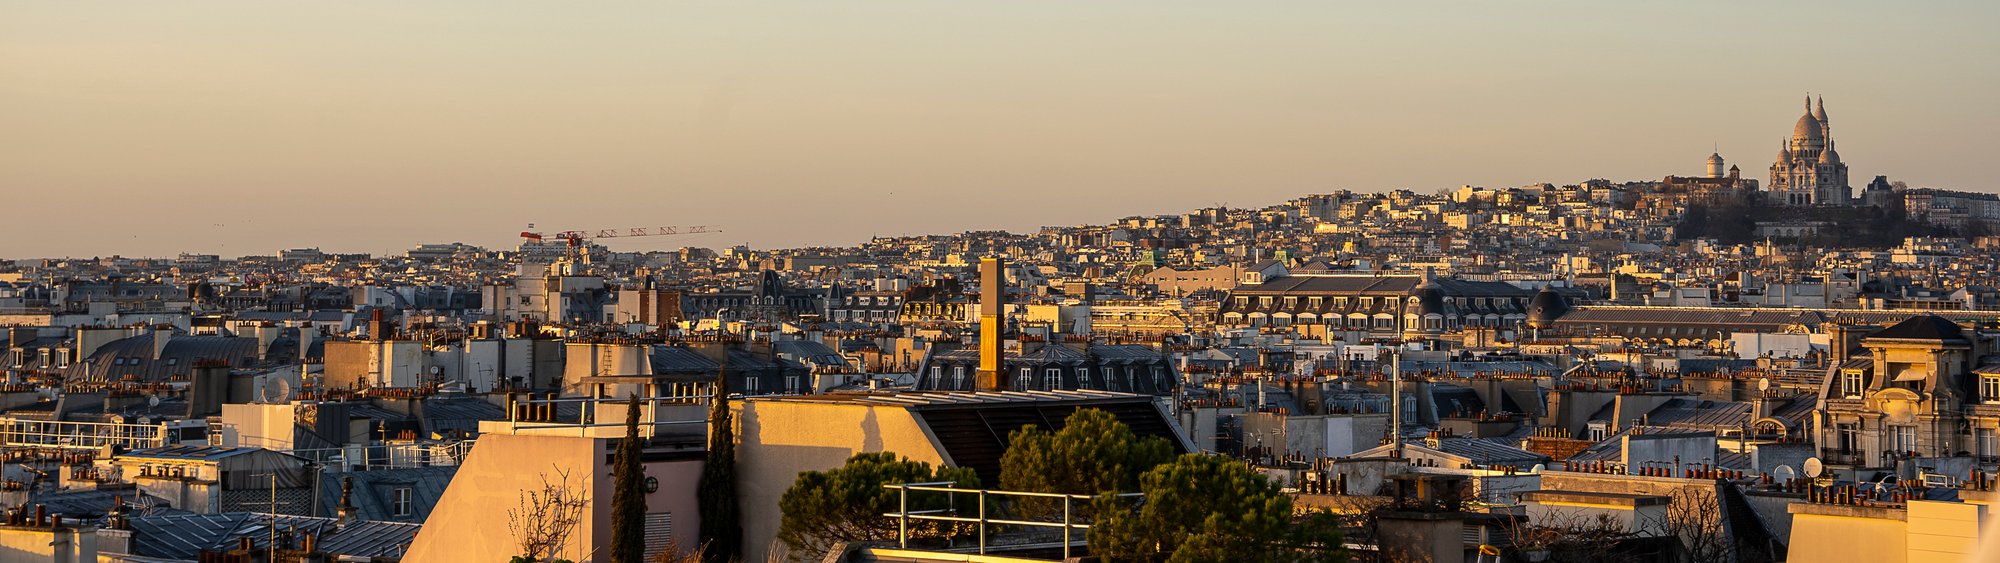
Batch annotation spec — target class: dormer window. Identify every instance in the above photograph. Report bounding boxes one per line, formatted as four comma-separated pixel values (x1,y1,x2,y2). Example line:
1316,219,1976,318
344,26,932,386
1982,375,2000,404
1843,371,1865,398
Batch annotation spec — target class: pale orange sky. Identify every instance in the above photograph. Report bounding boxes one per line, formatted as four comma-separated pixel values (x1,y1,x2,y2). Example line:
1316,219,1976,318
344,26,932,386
2,1,1996,258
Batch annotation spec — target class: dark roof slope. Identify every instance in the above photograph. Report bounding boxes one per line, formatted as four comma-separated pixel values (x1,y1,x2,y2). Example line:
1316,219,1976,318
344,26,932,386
1865,315,1968,343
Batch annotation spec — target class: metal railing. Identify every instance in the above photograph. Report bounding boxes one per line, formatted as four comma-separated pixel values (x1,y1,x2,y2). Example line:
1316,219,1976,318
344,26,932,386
0,417,170,451
881,481,1142,560
501,392,713,437
290,441,477,471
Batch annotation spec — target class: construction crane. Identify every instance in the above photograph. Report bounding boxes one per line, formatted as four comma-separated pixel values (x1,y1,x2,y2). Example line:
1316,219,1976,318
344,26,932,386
518,225,722,271
519,225,720,247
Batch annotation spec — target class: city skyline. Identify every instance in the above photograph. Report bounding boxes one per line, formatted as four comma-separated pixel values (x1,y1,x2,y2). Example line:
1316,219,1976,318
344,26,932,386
5,2,1998,258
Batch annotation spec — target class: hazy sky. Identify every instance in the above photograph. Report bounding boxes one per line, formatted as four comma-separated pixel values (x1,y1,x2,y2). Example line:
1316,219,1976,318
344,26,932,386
4,1,1996,258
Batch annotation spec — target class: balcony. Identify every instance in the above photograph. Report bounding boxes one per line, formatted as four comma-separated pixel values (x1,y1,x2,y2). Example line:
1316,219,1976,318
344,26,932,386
1822,449,1867,467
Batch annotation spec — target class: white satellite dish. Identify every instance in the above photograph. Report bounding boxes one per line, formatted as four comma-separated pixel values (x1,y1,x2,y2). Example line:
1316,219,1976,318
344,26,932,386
147,395,161,408
1773,465,1797,481
1758,377,1770,392
256,377,294,404
1529,463,1545,474
1803,457,1824,479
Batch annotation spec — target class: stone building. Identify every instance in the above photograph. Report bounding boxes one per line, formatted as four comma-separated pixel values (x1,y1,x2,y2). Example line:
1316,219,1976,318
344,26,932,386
1817,315,2000,468
1216,272,1539,341
1768,96,1850,205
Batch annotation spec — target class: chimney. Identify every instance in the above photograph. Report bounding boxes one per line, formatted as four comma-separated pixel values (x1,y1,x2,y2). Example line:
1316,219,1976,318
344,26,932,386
976,257,1006,391
1829,323,1855,365
336,476,357,530
368,309,388,341
297,326,317,362
252,323,279,362
151,327,172,361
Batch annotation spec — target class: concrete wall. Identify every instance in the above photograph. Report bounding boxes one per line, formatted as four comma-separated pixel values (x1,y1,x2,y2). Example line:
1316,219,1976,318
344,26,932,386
644,458,705,558
0,526,94,563
735,400,945,562
1787,505,1909,563
1906,500,1987,562
406,433,607,563
1620,433,1718,476
221,403,298,451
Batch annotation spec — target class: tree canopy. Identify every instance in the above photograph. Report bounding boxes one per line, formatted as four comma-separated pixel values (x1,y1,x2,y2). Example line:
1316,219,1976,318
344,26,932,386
1089,454,1346,563
999,408,1175,497
776,452,980,559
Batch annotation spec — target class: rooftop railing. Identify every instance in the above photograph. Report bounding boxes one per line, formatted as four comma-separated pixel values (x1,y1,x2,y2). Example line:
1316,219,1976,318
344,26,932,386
881,481,1142,560
0,417,169,451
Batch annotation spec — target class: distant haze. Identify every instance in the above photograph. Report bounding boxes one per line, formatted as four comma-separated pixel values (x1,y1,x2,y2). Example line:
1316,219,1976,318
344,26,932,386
3,1,1996,258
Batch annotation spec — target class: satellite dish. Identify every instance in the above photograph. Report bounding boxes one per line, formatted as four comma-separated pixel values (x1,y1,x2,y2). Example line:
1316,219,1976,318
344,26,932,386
1773,465,1797,481
1803,457,1824,479
1758,378,1770,392
147,395,161,408
256,377,294,404
1529,463,1545,474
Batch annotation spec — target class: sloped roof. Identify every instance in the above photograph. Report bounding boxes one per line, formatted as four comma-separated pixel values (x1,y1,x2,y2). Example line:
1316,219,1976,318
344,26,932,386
128,512,419,560
317,466,458,524
1865,315,1968,343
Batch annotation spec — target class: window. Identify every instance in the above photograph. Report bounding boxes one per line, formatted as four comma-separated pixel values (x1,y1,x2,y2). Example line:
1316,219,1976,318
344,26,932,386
744,376,760,394
1077,367,1091,389
1153,366,1166,389
393,487,413,517
1045,368,1062,390
1983,376,2000,403
1978,428,1998,459
785,376,799,393
1890,426,1917,454
930,366,942,386
1836,424,1860,453
1843,371,1865,397
1017,368,1032,391
952,366,967,390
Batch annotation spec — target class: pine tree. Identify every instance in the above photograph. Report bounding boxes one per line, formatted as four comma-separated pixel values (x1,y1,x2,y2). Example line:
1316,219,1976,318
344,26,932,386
610,394,647,563
697,370,742,561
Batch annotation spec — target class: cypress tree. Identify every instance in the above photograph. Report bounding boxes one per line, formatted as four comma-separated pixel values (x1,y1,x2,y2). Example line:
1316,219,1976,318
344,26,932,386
698,370,742,561
610,394,647,563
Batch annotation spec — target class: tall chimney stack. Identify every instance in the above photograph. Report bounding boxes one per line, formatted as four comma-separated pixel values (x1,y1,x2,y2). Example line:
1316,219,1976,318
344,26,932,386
977,257,1006,391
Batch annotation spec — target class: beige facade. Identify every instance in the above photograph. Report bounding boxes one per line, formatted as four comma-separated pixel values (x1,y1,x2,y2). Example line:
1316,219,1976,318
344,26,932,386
734,398,948,562
406,432,705,563
1817,317,2000,469
1788,499,1994,563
